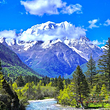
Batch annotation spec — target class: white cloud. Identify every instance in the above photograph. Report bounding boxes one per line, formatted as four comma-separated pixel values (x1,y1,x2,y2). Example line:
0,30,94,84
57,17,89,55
92,40,106,45
20,0,82,16
0,0,6,4
88,19,99,29
19,21,86,41
61,4,82,15
0,22,86,43
0,30,17,39
104,19,110,26
20,0,66,16
18,33,37,41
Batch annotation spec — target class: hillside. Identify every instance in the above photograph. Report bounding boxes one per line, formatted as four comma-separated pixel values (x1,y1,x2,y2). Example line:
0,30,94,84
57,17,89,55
0,43,41,78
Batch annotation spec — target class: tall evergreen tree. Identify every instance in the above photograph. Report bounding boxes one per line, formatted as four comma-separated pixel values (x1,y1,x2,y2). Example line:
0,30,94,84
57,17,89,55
16,75,25,87
85,55,96,86
98,38,110,90
53,77,58,87
73,65,90,108
57,75,64,91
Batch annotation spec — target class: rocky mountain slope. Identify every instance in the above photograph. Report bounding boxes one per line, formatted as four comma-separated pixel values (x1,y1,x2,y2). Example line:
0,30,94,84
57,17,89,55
0,21,103,77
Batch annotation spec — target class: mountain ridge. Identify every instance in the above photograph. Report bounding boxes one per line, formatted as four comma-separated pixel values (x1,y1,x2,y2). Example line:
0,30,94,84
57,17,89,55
0,21,104,77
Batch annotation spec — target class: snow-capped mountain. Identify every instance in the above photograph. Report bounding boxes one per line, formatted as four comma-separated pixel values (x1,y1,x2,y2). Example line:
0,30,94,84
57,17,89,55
64,36,103,61
0,21,103,77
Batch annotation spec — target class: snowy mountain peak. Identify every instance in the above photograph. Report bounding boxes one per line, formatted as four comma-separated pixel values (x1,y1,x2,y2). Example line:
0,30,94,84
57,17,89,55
18,21,87,42
31,21,57,31
41,39,62,49
58,21,72,29
0,37,5,43
101,45,108,51
79,36,90,42
5,38,16,46
63,36,103,61
30,21,72,31
0,21,103,62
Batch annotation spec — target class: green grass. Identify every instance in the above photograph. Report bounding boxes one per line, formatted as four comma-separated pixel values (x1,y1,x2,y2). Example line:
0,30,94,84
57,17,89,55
88,102,110,108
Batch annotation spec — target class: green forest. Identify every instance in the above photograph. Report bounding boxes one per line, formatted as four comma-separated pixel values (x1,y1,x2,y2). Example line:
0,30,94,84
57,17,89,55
1,38,110,109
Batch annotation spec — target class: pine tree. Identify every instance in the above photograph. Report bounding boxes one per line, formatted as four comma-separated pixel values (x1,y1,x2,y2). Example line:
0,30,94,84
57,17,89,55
53,77,58,87
98,38,110,90
57,75,64,91
73,65,90,108
16,75,25,87
85,55,96,86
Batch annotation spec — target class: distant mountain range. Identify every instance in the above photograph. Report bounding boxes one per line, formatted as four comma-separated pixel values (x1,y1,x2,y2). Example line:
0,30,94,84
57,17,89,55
0,21,104,77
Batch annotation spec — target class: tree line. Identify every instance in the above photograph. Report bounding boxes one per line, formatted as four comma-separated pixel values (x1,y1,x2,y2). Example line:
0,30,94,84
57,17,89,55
57,38,110,109
1,38,110,109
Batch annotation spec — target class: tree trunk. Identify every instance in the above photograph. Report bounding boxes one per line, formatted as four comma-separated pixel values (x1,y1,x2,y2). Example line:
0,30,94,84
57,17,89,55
80,94,84,109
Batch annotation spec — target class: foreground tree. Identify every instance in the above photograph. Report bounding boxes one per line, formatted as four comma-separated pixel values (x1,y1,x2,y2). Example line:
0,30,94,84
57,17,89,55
0,60,25,110
98,38,110,90
85,55,96,86
73,65,90,108
0,60,4,92
57,82,77,106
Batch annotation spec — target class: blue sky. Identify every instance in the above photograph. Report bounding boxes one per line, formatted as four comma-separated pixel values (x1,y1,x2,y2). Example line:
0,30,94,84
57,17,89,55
0,0,110,47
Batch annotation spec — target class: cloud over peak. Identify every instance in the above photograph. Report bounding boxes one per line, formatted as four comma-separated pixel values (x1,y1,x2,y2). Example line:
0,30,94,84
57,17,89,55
0,30,17,39
20,0,82,16
18,21,86,41
0,22,86,42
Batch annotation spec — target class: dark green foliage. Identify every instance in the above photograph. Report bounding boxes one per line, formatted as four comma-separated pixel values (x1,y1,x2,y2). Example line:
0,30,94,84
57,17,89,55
53,77,58,87
24,75,40,85
98,38,110,90
57,75,64,91
42,76,50,86
65,78,71,86
0,95,11,110
85,55,97,86
73,65,90,107
0,60,25,110
16,75,25,87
